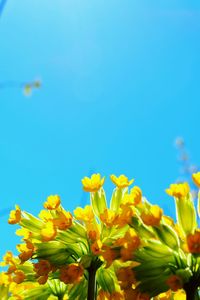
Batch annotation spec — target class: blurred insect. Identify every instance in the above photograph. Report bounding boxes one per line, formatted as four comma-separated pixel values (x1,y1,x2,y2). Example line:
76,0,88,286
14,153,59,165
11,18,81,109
0,79,41,96
175,137,199,198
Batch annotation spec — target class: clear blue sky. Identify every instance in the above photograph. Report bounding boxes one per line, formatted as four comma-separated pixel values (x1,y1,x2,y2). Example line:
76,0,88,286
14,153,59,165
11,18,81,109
0,0,200,257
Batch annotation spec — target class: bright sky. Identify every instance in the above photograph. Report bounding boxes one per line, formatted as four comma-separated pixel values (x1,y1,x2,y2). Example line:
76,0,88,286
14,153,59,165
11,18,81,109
0,0,200,256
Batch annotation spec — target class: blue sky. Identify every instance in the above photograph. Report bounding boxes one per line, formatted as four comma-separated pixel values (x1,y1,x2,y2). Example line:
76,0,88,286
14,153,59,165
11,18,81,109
0,0,200,257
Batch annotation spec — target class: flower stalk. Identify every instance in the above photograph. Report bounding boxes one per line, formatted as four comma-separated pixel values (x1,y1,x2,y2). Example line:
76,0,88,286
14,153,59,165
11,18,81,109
184,282,200,300
87,258,102,300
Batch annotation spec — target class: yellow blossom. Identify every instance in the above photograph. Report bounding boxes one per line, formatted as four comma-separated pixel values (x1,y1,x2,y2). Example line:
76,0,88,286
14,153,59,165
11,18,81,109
101,245,119,267
110,174,134,188
97,290,110,300
192,172,200,188
165,183,190,199
174,290,186,300
13,270,25,284
37,274,48,285
8,205,21,224
43,195,61,210
187,230,200,253
53,211,72,230
91,239,102,255
38,209,52,222
116,267,136,290
41,221,57,242
16,228,32,240
17,241,34,262
97,290,124,300
60,264,84,284
0,272,12,286
166,275,183,291
116,229,140,261
116,204,135,226
0,251,14,266
100,208,117,227
155,290,172,299
74,205,94,223
82,173,105,192
141,205,163,226
130,186,142,205
34,260,52,276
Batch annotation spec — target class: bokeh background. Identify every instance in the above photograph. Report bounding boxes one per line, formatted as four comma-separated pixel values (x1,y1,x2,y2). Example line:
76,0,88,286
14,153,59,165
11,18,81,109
0,0,199,257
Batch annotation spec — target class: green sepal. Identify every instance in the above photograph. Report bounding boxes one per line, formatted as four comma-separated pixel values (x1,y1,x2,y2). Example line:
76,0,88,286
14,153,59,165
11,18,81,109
68,278,87,300
110,187,128,212
175,193,197,236
96,267,115,294
80,255,92,269
175,268,192,284
34,241,73,265
20,212,44,232
90,188,107,218
0,284,9,300
153,223,180,250
131,216,155,239
197,190,200,217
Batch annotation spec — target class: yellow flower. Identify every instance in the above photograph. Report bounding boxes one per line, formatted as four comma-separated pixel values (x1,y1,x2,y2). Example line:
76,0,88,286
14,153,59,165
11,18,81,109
91,239,102,255
53,211,72,230
0,251,14,266
37,274,48,285
122,186,142,206
141,205,163,226
155,290,172,300
74,205,94,223
34,260,52,276
60,264,84,284
41,221,57,242
97,290,124,300
44,195,61,210
174,290,186,300
116,267,136,290
82,173,105,192
100,208,117,227
100,245,119,267
192,172,200,188
97,290,110,300
88,229,99,242
13,270,25,284
130,186,142,205
39,210,52,222
0,272,12,286
8,205,21,224
116,204,135,226
17,241,34,262
110,174,134,188
166,275,183,291
16,228,32,240
187,230,200,253
165,183,190,199
116,229,140,261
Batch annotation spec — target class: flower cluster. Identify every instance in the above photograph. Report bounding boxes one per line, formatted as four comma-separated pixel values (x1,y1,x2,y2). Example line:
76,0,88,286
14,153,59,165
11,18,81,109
1,172,200,300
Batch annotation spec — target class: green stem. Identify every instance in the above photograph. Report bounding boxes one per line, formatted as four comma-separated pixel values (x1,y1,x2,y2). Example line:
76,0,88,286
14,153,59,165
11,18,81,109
87,264,97,300
184,282,199,300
